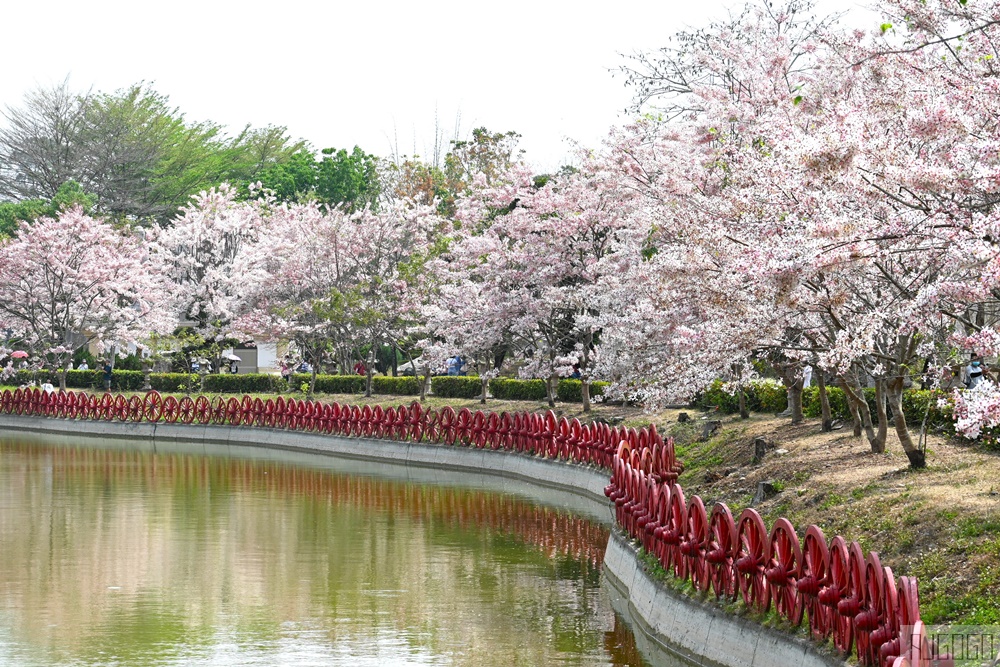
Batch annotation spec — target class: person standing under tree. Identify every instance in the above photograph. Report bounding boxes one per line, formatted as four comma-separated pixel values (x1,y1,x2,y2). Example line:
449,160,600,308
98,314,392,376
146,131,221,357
102,359,113,391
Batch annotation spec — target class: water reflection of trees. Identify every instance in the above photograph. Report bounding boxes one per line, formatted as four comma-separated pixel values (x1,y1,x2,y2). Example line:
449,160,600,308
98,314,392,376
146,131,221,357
0,442,646,667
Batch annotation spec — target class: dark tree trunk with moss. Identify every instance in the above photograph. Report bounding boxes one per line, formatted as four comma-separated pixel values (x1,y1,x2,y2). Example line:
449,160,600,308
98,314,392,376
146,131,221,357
738,388,749,419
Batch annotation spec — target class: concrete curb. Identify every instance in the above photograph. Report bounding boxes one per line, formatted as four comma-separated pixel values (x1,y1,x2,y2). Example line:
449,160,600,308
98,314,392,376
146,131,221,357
0,415,845,667
603,531,847,667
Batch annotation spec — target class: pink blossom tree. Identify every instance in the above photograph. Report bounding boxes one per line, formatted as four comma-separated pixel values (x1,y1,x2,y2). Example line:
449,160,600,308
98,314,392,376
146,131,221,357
0,207,174,390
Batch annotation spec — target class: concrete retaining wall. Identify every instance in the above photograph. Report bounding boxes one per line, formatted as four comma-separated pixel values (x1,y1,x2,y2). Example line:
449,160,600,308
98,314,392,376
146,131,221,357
0,415,845,667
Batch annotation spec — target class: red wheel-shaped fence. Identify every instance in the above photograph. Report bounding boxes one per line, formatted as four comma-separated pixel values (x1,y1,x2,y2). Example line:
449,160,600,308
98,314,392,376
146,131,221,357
143,391,162,422
875,566,901,667
736,509,771,614
471,410,487,448
113,395,129,421
194,396,212,424
424,409,439,442
177,396,195,424
683,497,711,592
856,552,884,667
662,485,687,580
543,411,558,458
67,392,80,419
162,395,180,423
240,395,254,426
211,397,227,425
439,407,457,445
799,525,831,640
1,389,11,414
126,395,143,422
827,536,855,654
707,503,738,599
765,518,804,625
253,398,265,427
845,542,870,663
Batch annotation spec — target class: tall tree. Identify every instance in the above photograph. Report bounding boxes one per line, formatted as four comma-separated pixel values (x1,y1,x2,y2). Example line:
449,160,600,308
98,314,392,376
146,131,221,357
0,207,174,389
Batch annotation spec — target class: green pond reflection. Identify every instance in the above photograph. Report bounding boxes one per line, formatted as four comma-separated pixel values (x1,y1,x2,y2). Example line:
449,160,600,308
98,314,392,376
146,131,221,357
0,437,648,666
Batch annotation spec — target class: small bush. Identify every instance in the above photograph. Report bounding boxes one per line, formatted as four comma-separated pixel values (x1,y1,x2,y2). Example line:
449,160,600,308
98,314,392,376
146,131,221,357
802,386,851,420
751,379,788,413
490,377,548,401
555,379,609,402
371,376,420,395
431,376,482,399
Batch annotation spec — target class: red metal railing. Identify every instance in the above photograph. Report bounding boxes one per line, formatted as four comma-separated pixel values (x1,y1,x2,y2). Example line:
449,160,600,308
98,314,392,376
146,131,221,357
2,387,945,666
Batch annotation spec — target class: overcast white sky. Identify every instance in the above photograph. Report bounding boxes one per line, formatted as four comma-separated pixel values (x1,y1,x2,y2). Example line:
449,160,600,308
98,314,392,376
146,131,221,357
1,0,881,172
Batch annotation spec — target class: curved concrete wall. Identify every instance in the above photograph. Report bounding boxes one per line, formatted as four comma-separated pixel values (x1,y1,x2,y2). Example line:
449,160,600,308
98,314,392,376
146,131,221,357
0,415,845,667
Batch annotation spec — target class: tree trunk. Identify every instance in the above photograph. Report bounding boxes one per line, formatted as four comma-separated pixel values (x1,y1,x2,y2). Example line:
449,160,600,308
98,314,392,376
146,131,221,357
546,373,557,408
887,377,925,468
840,374,876,446
872,379,888,454
778,365,804,423
365,341,375,398
582,378,591,413
738,387,749,419
817,372,832,432
58,361,69,392
480,376,488,405
419,366,430,402
309,366,317,399
787,378,804,424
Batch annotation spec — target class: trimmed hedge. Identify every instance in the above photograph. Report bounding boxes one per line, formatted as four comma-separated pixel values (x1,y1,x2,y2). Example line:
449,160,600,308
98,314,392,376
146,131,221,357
372,376,420,395
149,373,199,392
431,376,483,399
490,377,547,401
297,374,365,394
8,369,146,390
203,373,287,393
555,379,609,402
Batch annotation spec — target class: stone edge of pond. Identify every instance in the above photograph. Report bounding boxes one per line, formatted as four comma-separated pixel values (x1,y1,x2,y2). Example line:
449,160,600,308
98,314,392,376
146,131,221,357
0,415,846,667
603,529,848,667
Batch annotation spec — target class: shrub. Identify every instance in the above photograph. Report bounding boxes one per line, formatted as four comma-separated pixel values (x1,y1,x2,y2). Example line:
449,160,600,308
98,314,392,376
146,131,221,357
431,376,482,399
149,373,199,392
371,376,420,395
111,370,145,391
490,377,548,401
555,379,609,402
303,374,365,394
802,386,851,420
203,373,286,393
751,379,788,413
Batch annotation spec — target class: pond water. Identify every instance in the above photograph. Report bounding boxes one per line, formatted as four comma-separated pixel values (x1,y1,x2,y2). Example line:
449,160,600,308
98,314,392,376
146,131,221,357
0,435,653,666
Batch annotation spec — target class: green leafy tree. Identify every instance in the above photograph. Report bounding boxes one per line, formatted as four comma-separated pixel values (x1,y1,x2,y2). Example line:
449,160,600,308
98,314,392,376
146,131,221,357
316,146,381,211
0,180,96,237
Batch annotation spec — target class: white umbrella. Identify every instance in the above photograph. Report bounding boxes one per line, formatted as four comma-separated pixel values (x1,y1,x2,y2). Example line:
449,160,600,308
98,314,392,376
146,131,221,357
225,354,241,361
